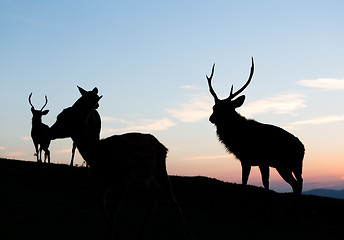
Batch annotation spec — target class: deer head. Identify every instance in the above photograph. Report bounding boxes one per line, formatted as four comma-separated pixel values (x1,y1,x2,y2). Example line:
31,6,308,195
28,93,49,121
49,87,102,140
207,57,254,124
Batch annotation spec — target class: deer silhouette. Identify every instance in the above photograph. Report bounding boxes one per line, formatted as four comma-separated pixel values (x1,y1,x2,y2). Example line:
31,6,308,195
28,93,51,163
206,58,304,194
69,86,101,167
49,88,194,239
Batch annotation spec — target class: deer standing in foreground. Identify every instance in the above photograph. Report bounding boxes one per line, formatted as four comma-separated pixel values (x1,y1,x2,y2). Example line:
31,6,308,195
69,86,101,167
49,88,194,239
29,93,51,163
206,58,304,194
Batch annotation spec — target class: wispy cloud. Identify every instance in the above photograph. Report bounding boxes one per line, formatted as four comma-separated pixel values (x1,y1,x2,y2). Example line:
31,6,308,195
165,94,212,122
54,148,73,153
103,118,176,133
122,118,176,131
166,92,306,123
101,116,118,122
287,115,344,128
0,146,5,151
21,136,31,141
101,116,131,124
298,78,344,90
240,93,306,117
6,152,25,157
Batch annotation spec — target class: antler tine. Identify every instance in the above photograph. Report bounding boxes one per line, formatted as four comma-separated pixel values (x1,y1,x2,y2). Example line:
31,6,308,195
206,63,219,102
228,57,254,100
41,95,48,111
28,93,34,108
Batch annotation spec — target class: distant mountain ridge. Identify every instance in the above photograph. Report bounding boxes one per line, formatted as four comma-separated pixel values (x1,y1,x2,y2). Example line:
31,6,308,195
304,188,344,199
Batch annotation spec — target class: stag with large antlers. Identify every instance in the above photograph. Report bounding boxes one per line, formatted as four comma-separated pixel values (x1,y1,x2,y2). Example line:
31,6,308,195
49,88,194,239
29,93,51,163
206,58,304,194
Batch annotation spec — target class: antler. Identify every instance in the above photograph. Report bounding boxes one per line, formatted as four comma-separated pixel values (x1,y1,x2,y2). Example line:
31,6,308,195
29,93,48,110
206,63,219,103
28,93,34,108
40,95,48,111
228,57,254,100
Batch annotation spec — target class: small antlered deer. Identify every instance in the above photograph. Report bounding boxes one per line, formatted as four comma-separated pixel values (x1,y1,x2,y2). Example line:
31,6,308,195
29,93,51,163
69,86,101,167
206,58,305,194
49,88,194,239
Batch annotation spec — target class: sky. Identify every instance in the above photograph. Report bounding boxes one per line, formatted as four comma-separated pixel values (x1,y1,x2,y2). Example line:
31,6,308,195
1,0,344,192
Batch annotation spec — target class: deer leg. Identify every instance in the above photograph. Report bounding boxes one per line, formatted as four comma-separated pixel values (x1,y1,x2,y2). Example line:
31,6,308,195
259,165,270,190
155,174,194,240
241,163,251,186
169,193,195,240
102,185,113,223
40,142,50,164
39,146,43,163
33,142,40,162
102,183,128,239
70,142,76,167
276,168,298,194
137,187,159,240
292,168,303,195
46,149,50,164
43,151,46,164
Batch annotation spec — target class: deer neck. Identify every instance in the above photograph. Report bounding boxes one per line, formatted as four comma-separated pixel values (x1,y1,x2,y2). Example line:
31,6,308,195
215,112,248,141
32,116,42,125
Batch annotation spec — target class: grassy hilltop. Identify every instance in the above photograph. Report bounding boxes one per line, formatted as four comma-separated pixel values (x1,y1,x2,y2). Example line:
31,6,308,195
1,158,344,240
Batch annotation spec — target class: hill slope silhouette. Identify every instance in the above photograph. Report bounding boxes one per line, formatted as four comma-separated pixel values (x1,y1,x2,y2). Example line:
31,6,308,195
1,158,344,240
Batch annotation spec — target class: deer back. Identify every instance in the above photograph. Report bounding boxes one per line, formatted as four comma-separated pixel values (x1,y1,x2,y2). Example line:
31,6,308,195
217,118,304,166
94,133,168,183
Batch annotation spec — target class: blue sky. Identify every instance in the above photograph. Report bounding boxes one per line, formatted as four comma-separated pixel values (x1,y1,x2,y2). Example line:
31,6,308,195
1,1,344,192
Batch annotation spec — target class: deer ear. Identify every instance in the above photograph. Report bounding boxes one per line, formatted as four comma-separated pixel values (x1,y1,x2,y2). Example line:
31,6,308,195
42,110,49,115
232,95,245,108
77,86,87,96
92,87,98,94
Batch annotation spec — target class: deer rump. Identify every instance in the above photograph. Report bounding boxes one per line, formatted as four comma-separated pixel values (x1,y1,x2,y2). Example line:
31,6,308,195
93,132,168,183
216,119,305,170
